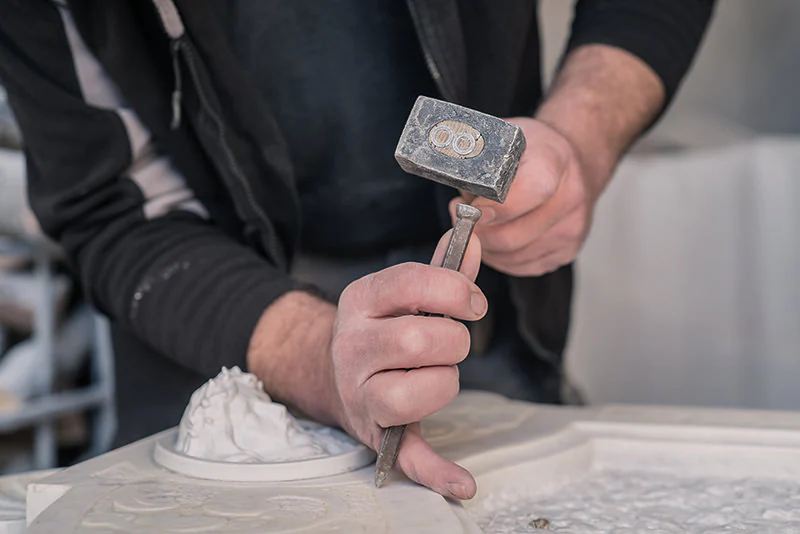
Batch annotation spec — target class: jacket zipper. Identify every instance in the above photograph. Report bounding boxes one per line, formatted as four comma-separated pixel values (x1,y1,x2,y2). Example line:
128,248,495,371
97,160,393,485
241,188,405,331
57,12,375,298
175,39,286,268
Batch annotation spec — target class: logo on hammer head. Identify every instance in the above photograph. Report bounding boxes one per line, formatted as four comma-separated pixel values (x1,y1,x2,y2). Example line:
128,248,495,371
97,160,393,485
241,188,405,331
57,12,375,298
428,120,485,159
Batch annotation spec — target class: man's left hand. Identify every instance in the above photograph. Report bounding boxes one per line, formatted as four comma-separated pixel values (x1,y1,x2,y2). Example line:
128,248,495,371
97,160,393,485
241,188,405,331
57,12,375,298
450,117,598,277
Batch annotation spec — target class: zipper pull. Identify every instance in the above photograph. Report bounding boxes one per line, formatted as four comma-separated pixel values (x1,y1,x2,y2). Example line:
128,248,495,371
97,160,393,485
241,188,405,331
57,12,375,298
170,39,183,130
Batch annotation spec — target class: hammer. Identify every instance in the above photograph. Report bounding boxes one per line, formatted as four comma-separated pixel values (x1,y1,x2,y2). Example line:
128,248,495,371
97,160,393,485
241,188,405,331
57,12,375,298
374,96,526,488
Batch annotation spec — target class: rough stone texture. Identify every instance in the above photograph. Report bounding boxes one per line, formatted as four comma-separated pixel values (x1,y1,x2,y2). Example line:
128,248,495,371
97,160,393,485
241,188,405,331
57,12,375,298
395,96,526,203
472,469,800,533
15,392,800,533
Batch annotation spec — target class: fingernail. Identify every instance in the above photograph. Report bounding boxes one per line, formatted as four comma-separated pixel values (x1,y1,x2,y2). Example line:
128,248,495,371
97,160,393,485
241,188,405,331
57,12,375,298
470,291,487,316
447,482,467,499
477,207,495,225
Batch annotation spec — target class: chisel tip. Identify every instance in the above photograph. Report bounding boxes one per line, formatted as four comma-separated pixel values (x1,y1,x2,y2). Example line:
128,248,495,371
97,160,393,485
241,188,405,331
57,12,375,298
374,468,388,488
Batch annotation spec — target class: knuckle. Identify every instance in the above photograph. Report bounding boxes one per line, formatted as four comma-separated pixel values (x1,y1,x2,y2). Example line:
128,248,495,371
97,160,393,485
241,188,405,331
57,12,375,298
536,144,564,195
416,265,470,312
393,262,430,301
384,384,413,423
396,261,427,281
397,324,429,361
339,277,366,311
538,170,560,201
337,283,355,309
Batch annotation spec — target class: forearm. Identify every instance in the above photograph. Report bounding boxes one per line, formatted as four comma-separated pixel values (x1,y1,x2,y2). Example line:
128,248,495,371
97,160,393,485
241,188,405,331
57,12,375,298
247,291,342,426
536,44,665,196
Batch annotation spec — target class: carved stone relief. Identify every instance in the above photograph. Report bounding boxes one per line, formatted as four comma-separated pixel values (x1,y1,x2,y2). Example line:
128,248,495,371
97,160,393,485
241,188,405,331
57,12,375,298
19,391,800,533
76,482,384,533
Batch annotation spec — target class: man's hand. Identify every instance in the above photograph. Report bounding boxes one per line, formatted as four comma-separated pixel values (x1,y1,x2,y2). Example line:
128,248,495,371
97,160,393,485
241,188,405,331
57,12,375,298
248,231,484,501
451,44,665,278
330,231,484,500
248,44,665,500
452,117,595,277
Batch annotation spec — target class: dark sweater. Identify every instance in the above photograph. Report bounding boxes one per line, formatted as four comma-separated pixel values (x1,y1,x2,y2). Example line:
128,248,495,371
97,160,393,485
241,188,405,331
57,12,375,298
228,0,442,256
0,0,715,445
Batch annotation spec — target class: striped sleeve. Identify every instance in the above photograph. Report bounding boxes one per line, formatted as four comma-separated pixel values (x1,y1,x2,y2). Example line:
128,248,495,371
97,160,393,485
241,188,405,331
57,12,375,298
0,0,297,377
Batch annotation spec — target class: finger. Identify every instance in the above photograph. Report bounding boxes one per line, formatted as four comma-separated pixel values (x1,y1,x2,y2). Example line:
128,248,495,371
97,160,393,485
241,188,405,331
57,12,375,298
481,209,585,266
366,365,460,427
360,316,470,378
475,200,561,255
343,262,487,320
457,190,477,204
523,250,571,277
484,248,569,277
471,141,568,226
395,423,477,500
430,227,483,282
483,245,556,272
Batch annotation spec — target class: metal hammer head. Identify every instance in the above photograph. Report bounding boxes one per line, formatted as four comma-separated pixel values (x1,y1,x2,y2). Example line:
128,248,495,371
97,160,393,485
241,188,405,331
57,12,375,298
394,96,526,203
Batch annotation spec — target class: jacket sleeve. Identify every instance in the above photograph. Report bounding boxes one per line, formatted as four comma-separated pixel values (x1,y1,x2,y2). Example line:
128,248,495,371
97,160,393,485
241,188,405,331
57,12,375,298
0,1,299,378
566,0,716,106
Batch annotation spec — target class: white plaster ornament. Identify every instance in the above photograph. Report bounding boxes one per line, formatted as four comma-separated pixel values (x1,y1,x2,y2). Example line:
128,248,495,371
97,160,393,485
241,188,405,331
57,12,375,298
154,367,374,482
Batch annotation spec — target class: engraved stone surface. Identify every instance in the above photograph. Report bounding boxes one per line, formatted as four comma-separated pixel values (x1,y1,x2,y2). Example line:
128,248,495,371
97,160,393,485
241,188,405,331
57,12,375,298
471,470,800,533
76,483,382,533
421,392,535,449
0,470,58,534
19,391,800,533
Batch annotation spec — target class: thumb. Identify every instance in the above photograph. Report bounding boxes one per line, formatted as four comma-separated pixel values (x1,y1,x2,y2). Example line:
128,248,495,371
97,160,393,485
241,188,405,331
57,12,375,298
394,422,477,500
430,226,483,283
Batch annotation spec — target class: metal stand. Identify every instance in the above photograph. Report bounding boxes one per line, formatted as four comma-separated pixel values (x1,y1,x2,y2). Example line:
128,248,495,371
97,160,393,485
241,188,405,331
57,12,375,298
0,238,115,470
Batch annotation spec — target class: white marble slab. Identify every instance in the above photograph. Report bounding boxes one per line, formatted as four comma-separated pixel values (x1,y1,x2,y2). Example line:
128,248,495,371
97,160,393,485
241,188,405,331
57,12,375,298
0,471,59,534
19,392,800,533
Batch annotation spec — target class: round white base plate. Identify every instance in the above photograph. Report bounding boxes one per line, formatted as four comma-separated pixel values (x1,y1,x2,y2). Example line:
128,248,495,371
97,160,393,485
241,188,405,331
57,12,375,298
153,429,375,482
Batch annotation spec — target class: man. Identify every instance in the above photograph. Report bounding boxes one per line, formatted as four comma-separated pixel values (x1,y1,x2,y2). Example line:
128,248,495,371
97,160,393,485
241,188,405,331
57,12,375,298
0,1,713,499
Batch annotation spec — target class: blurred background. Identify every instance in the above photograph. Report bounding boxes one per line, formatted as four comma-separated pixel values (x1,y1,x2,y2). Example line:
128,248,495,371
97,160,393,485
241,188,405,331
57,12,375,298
0,0,797,476
538,0,800,409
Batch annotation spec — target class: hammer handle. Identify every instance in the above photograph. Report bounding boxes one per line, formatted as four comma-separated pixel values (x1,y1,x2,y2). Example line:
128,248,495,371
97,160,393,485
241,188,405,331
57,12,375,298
374,203,482,487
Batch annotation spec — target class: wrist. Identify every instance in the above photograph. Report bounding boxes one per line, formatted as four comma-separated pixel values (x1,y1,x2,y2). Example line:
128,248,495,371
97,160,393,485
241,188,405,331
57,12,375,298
247,290,343,427
535,86,624,203
535,44,665,197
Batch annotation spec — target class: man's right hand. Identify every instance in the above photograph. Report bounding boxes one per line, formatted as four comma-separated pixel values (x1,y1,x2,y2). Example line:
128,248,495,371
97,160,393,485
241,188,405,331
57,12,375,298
330,231,485,500
248,231,484,501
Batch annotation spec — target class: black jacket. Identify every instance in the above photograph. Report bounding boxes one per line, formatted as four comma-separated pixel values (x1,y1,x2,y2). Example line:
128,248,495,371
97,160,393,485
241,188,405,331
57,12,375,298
0,0,714,431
